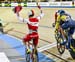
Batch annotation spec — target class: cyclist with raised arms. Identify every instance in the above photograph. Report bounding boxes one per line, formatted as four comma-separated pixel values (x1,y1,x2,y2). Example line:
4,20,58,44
15,5,44,54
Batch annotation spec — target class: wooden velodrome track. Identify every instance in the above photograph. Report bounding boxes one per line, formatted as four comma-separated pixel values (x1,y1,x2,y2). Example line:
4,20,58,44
0,7,75,62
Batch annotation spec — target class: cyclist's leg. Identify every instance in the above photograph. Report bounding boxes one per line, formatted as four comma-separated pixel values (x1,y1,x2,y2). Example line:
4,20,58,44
33,37,39,49
59,27,66,45
32,33,39,61
61,21,75,49
68,21,75,47
66,28,74,49
60,22,70,45
33,33,39,49
23,34,32,53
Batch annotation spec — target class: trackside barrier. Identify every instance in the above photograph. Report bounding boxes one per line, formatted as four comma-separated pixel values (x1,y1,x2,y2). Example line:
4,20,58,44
0,2,74,7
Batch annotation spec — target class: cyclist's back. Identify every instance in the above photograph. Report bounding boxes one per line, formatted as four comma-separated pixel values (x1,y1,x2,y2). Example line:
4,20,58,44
55,10,71,30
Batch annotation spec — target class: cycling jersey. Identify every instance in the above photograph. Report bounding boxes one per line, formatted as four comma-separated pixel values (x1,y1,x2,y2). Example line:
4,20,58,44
55,14,71,30
16,11,44,46
16,12,44,33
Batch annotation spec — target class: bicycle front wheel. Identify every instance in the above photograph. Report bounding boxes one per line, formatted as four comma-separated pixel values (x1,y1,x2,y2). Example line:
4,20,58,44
25,49,30,62
55,32,65,54
57,38,65,54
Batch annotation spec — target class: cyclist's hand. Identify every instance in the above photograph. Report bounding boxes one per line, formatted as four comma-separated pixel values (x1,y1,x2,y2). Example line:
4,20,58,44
13,6,22,13
37,2,41,9
52,23,55,27
55,29,58,34
37,2,43,14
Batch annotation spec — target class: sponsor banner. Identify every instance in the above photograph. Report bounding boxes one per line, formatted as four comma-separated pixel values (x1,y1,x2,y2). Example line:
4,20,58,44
27,2,37,6
5,3,11,7
49,2,60,6
24,3,27,7
0,3,2,7
38,2,49,6
11,3,18,6
60,2,72,6
0,2,74,7
27,2,74,7
1,3,27,7
49,2,72,6
2,3,5,7
20,3,24,6
17,3,27,6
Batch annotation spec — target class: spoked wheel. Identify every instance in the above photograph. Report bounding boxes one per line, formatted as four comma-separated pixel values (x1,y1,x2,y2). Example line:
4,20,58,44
25,49,30,62
69,39,75,59
32,48,39,62
57,38,65,54
55,32,65,54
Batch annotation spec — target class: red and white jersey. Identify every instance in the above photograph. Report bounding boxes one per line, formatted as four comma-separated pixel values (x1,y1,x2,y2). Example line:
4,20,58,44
16,12,44,33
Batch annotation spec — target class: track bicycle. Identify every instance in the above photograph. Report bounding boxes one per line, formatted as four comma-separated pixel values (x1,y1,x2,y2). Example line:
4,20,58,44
55,28,75,59
52,22,65,54
25,39,39,62
55,29,66,54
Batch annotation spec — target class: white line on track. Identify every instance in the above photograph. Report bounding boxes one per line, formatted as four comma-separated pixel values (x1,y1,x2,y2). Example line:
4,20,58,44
0,52,10,62
38,42,56,52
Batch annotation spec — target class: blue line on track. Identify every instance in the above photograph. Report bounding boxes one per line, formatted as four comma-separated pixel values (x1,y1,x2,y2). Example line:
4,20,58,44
0,34,54,62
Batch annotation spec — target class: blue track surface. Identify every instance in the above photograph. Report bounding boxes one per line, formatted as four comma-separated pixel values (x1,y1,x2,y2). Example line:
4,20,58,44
0,34,54,62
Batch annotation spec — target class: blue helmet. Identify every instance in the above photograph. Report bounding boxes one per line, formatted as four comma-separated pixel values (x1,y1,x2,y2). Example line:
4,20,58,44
57,10,65,15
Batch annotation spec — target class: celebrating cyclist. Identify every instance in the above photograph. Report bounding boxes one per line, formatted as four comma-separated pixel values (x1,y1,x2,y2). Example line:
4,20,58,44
15,5,44,54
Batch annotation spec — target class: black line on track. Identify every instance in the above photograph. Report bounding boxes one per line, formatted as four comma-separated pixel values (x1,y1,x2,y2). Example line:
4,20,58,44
44,50,69,62
12,30,52,44
4,21,53,28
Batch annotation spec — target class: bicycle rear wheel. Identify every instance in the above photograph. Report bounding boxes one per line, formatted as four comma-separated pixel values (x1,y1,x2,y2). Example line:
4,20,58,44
32,48,39,62
57,38,65,54
69,39,75,59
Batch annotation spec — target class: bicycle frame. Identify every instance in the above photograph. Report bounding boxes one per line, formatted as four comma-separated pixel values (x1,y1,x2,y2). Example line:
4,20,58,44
25,39,39,62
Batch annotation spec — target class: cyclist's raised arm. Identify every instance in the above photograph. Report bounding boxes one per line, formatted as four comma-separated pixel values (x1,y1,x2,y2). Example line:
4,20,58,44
36,3,44,20
16,12,29,23
37,10,44,20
